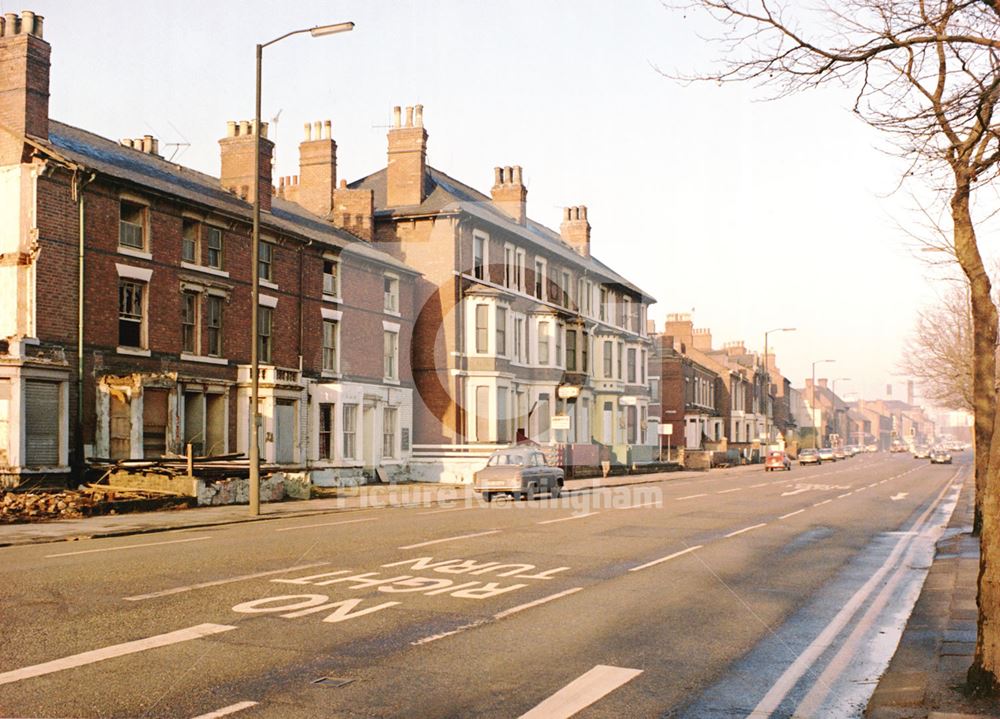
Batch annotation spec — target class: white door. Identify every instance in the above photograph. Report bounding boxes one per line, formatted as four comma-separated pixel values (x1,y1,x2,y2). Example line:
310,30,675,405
602,402,613,444
275,400,295,464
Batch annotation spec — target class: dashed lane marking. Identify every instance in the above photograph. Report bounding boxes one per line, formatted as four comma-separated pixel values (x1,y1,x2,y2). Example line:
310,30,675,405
124,562,331,601
189,701,259,719
717,488,743,494
518,664,643,719
725,523,767,538
0,624,237,685
275,517,378,533
813,499,833,507
629,545,703,572
46,536,210,558
779,509,805,520
538,512,600,525
677,493,707,500
399,530,501,550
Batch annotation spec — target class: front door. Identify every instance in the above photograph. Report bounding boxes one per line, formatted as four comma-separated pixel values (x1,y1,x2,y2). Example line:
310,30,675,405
142,389,168,459
602,402,613,444
362,401,377,470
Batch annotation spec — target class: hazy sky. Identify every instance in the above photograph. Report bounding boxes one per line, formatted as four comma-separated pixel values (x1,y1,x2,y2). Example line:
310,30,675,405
18,0,969,403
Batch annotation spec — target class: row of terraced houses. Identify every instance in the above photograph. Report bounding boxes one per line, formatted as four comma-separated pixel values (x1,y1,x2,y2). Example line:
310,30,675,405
0,11,863,489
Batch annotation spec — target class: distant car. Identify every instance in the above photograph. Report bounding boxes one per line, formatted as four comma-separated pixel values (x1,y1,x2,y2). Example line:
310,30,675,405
474,447,564,502
845,445,860,456
929,448,953,464
765,451,792,471
798,449,820,465
913,445,931,459
833,447,847,460
818,447,836,463
866,444,879,453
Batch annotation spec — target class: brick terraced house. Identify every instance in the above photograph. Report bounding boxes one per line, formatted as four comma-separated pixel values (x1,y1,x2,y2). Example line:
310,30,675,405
0,12,418,488
350,106,657,481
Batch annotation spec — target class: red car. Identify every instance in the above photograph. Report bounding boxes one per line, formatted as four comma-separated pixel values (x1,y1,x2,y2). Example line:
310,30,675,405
765,451,792,471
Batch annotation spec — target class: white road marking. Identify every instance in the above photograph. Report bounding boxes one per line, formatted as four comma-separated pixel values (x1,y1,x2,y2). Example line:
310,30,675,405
538,512,599,525
494,587,584,620
46,536,210,558
275,517,377,533
399,530,500,550
629,545,703,572
620,500,662,510
518,664,643,719
677,493,707,500
781,488,810,497
418,505,481,515
778,509,805,520
750,469,961,717
891,492,909,501
749,482,769,488
124,562,331,601
413,587,584,646
869,482,880,487
717,488,742,494
813,499,832,507
0,623,236,685
189,701,259,719
855,486,867,492
724,523,767,538
838,492,853,499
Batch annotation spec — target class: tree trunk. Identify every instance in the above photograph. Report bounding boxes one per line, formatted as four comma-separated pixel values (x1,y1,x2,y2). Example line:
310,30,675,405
952,181,1000,694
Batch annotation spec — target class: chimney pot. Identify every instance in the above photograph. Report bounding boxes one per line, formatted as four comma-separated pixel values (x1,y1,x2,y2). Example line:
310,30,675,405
238,120,250,136
494,167,503,186
304,122,312,141
226,121,237,137
323,119,331,139
512,165,522,184
313,120,321,139
405,106,414,127
340,178,347,188
414,104,424,127
21,11,35,35
4,13,18,36
260,121,268,139
392,106,401,128
33,14,42,38
142,135,153,153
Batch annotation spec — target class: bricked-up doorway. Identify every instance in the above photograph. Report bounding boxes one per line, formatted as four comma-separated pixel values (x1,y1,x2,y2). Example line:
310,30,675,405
142,389,168,459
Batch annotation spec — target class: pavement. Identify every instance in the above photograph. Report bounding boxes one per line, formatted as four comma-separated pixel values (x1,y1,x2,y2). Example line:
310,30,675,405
866,465,1000,719
0,462,762,547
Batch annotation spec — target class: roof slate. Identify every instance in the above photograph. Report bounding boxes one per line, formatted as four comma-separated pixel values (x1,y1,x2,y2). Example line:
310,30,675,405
350,165,655,301
34,122,418,275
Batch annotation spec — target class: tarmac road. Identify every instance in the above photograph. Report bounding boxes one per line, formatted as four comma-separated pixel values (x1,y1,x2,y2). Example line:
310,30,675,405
0,452,967,718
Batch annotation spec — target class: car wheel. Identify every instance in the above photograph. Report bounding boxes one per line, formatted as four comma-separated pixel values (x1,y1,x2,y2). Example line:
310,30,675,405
551,484,562,498
483,492,493,503
525,484,536,501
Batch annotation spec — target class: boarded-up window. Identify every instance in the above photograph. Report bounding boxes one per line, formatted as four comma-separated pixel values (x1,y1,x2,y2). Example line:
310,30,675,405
25,380,59,466
0,380,10,465
476,386,490,442
142,389,168,459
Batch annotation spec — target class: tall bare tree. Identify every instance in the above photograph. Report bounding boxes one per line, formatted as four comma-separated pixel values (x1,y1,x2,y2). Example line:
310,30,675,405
669,0,1000,693
901,283,975,413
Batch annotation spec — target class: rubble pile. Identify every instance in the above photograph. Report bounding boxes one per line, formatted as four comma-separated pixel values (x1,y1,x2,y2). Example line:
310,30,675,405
1,490,98,522
0,487,193,523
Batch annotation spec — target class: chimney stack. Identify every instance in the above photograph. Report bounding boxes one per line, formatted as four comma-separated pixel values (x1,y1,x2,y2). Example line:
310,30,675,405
386,104,427,208
119,135,161,157
692,328,713,351
491,166,527,225
663,314,695,350
818,378,829,389
332,178,375,241
219,119,274,212
0,10,49,164
293,119,337,217
560,205,590,256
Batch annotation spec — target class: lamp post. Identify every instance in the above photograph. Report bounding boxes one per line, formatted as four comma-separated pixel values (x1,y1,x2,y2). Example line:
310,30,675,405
249,20,354,517
762,327,795,449
811,358,835,449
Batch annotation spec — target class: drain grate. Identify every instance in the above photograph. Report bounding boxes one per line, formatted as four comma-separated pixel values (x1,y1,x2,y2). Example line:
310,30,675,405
312,677,355,688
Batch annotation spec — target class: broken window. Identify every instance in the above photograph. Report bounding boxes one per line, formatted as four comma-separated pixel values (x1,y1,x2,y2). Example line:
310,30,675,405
118,280,145,348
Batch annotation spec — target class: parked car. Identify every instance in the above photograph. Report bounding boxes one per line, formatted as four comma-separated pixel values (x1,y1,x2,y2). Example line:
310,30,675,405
833,447,847,460
866,444,879,453
798,449,820,466
929,448,953,464
473,447,564,502
818,447,836,463
765,450,792,471
912,445,930,459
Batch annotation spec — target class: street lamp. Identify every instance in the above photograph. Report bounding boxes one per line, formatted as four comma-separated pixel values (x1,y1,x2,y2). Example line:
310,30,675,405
762,326,796,448
811,358,835,449
249,20,355,517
